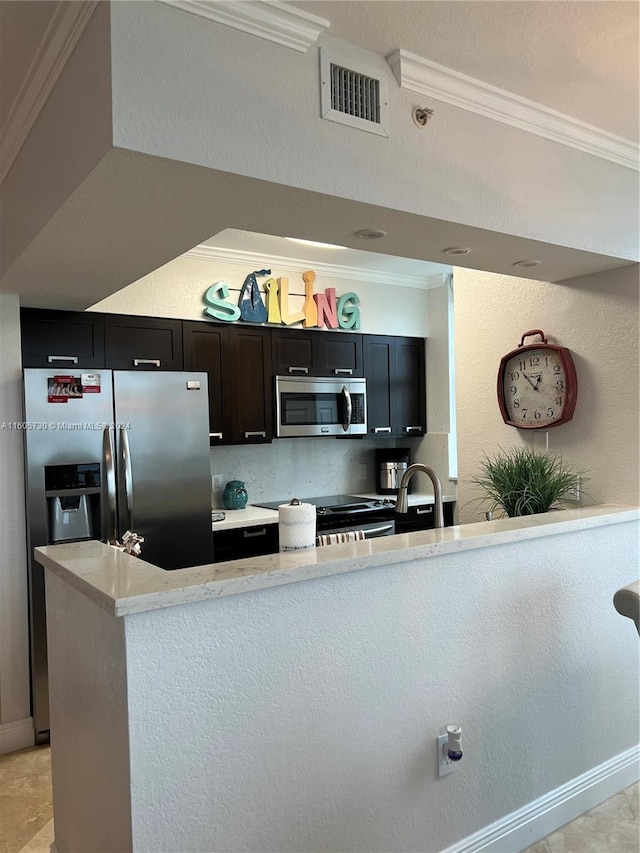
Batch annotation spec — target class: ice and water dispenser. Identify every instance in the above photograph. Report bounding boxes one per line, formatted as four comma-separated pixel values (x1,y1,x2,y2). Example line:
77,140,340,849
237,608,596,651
45,463,101,543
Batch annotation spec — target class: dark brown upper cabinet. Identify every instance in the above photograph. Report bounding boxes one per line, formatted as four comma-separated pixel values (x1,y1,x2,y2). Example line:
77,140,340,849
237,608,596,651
20,308,106,369
104,315,183,370
183,322,272,444
363,335,426,437
271,329,363,377
228,326,273,443
393,337,426,436
183,321,231,443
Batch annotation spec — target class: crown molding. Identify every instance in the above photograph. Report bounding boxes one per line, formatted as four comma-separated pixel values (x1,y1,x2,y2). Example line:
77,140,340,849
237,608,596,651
186,245,445,290
0,1,98,187
157,0,329,53
387,49,639,172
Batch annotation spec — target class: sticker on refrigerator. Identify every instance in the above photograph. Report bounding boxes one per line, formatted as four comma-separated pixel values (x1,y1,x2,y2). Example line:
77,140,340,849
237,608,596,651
81,373,101,394
48,375,82,403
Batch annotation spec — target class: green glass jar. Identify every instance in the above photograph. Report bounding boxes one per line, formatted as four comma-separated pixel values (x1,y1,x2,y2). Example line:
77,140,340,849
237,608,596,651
222,480,248,510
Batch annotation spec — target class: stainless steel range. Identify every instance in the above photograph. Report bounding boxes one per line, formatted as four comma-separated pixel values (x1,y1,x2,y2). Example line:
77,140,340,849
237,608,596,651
254,494,396,539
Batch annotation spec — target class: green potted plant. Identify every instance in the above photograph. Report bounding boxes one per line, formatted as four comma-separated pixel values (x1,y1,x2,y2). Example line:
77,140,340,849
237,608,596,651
471,447,582,518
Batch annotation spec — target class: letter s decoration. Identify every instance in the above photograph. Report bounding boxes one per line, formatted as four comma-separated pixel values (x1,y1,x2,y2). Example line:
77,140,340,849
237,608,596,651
203,281,241,322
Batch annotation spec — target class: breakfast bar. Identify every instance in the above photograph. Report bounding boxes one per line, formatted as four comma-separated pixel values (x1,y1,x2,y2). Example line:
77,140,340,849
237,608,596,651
37,506,639,853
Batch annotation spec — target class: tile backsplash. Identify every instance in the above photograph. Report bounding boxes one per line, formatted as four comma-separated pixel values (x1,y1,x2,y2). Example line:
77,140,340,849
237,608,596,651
210,438,399,507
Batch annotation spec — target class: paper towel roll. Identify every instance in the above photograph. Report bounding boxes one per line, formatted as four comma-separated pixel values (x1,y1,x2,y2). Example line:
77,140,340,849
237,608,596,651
278,500,316,551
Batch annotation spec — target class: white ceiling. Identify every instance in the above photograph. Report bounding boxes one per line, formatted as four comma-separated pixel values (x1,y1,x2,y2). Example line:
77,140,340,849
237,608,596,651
203,229,453,280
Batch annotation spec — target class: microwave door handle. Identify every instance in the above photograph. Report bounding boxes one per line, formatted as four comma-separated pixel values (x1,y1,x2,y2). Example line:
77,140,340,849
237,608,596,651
119,427,134,532
102,426,117,543
341,385,352,432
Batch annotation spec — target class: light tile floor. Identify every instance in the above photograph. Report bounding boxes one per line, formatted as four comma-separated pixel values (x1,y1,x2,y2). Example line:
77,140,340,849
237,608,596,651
1,746,638,852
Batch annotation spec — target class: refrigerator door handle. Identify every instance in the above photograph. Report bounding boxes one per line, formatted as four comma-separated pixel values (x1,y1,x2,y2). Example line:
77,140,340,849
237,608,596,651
102,426,117,543
119,427,134,532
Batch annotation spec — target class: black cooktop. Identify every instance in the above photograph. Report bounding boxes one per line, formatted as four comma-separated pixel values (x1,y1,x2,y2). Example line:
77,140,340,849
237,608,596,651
253,494,395,515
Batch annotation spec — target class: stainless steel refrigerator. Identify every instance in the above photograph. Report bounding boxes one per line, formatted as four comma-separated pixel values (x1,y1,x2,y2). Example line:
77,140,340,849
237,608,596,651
23,369,214,742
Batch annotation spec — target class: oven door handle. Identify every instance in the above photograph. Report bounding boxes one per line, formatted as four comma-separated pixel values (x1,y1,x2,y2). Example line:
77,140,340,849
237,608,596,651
364,523,395,538
341,385,352,432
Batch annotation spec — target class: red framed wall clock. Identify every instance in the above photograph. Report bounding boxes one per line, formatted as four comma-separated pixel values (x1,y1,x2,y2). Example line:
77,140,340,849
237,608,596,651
497,330,578,429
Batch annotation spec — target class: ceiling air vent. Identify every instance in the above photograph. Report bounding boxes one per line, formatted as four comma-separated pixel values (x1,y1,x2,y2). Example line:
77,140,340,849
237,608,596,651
320,48,389,137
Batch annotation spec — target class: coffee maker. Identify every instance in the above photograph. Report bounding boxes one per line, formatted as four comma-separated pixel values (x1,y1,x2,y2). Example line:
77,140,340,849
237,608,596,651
375,448,411,495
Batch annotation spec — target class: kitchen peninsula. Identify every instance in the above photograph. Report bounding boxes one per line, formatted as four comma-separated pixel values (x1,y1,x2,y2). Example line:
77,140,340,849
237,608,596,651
36,506,639,853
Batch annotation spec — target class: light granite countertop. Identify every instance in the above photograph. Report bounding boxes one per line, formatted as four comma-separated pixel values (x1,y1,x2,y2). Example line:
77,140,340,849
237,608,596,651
212,492,457,532
212,505,279,532
35,505,638,618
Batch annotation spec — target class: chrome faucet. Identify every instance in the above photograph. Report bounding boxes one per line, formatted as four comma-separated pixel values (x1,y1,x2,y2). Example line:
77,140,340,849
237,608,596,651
395,463,445,528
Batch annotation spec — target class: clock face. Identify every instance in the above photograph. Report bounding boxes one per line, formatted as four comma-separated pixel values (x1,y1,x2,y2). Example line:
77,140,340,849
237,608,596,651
501,346,570,428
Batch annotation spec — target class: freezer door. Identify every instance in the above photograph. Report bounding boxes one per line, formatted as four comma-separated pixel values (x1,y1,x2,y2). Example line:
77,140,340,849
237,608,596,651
113,371,213,569
22,368,114,741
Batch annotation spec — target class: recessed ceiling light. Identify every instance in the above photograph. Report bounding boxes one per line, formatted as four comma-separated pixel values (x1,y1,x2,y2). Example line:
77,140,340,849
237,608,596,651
355,229,386,240
513,260,541,268
285,237,347,250
443,247,470,256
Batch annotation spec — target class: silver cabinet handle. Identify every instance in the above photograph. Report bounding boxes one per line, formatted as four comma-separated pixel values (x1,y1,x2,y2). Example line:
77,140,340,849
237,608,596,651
244,431,266,438
119,427,133,531
333,368,353,375
243,528,267,538
47,355,78,363
288,367,309,374
341,385,352,432
404,425,422,433
209,432,223,439
416,506,434,515
372,427,392,434
133,359,161,367
102,426,117,543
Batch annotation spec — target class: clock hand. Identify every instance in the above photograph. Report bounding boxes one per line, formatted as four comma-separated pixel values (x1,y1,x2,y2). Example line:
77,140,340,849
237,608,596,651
521,371,539,391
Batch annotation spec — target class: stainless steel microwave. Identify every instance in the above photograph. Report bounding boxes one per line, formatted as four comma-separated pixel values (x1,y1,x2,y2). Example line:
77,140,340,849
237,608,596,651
275,375,367,437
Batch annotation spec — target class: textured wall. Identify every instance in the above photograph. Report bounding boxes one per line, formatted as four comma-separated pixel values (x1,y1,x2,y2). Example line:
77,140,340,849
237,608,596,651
91,253,432,337
0,293,31,750
46,571,132,852
123,520,639,852
454,264,640,523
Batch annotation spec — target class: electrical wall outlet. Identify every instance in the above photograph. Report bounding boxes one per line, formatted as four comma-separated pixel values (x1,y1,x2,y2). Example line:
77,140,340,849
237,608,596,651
359,462,368,480
564,474,581,502
212,473,223,493
437,733,457,778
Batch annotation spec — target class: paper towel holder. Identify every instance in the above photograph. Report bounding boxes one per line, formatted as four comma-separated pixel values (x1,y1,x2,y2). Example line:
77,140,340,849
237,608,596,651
289,498,301,505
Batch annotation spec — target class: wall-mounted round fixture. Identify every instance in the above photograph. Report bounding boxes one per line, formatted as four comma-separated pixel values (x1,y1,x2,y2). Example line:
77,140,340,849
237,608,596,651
412,106,434,127
355,229,386,240
443,247,470,256
513,260,541,268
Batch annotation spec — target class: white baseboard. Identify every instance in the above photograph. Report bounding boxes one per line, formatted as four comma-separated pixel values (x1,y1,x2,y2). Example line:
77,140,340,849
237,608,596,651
0,717,34,754
444,745,640,853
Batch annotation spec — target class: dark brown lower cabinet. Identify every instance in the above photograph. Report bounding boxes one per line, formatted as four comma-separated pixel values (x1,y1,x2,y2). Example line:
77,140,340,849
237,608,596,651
394,501,455,533
213,524,279,562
